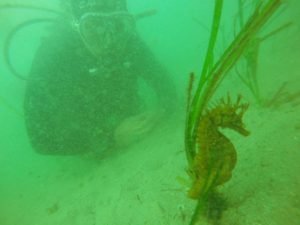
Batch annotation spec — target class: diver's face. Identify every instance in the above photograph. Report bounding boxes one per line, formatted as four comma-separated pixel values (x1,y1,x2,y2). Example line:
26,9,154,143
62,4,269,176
79,12,135,57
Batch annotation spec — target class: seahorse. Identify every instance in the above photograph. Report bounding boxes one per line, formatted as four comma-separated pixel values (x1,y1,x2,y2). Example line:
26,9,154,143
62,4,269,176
188,95,250,199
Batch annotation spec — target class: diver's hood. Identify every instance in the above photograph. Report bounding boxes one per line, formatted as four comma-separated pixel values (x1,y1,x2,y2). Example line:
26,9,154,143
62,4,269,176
71,0,127,19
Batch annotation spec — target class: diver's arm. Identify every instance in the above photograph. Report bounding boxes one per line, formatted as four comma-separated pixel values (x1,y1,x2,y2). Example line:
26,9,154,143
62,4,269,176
112,39,177,146
134,40,177,116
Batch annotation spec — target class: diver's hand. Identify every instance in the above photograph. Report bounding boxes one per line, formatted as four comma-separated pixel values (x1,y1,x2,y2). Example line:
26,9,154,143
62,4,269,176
113,111,162,147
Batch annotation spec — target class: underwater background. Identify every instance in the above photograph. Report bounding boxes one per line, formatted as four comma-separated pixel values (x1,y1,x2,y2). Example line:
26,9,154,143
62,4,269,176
1,0,299,225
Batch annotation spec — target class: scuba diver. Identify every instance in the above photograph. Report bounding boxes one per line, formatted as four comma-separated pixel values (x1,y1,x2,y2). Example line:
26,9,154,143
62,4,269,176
23,0,176,156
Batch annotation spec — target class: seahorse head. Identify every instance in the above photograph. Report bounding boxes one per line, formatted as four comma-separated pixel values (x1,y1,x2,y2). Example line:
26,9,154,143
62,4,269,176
209,95,250,136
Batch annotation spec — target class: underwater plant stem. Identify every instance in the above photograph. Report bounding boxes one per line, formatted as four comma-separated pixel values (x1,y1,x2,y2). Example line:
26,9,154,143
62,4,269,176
200,0,223,81
184,2,282,225
185,72,196,164
188,197,207,225
186,0,224,166
260,21,293,42
237,2,291,106
186,0,282,161
207,0,282,96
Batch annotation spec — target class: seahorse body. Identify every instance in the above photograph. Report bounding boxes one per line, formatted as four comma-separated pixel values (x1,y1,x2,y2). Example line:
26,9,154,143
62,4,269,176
188,95,249,199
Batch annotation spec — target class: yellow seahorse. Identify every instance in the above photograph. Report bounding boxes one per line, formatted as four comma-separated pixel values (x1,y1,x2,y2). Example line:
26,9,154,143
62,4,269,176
188,95,250,199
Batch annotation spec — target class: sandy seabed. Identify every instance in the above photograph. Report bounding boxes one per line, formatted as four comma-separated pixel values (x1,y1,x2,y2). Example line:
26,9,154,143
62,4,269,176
1,98,299,225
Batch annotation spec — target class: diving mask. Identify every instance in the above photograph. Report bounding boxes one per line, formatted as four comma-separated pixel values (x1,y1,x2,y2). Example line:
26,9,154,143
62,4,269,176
75,11,135,57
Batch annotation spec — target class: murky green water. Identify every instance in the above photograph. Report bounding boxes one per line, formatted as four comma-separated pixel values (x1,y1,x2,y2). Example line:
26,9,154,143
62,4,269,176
1,1,299,225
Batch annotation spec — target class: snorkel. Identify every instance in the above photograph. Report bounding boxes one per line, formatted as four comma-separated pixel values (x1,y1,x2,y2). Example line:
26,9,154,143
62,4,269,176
1,0,157,80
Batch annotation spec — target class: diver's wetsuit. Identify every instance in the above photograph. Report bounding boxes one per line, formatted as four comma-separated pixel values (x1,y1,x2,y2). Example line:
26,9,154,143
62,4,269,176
24,20,176,155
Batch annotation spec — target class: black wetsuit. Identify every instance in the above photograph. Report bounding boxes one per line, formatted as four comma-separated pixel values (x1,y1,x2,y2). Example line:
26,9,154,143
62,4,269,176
24,20,176,155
